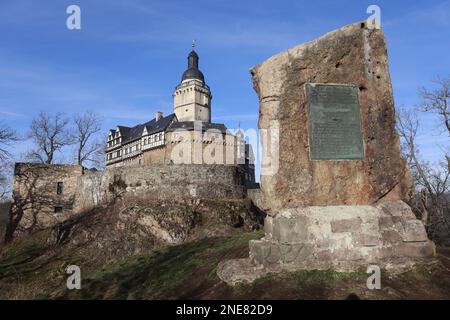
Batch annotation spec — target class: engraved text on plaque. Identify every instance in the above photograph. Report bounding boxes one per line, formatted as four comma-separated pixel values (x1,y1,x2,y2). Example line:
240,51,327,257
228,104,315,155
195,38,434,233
306,83,364,160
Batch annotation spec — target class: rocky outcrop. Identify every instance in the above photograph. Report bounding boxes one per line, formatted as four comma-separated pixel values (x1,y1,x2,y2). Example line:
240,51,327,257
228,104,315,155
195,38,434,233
251,21,411,214
50,197,263,263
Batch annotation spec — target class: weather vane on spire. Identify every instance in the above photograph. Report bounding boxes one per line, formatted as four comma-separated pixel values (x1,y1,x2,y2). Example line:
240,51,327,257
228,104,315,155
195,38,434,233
192,39,196,49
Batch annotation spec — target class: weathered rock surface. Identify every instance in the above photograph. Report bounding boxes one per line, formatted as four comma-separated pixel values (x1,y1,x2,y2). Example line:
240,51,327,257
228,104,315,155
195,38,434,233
251,21,411,213
217,258,267,286
51,197,262,263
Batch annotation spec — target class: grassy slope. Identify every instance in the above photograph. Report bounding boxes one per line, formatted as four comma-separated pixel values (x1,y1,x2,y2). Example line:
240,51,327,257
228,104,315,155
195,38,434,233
1,230,450,300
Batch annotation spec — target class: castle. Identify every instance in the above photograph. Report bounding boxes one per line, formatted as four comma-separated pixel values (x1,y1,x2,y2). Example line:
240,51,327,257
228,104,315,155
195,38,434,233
11,47,257,233
105,46,254,175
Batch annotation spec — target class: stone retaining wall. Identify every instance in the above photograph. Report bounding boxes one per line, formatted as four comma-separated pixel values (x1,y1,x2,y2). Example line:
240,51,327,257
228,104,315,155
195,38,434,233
75,164,245,212
12,163,246,231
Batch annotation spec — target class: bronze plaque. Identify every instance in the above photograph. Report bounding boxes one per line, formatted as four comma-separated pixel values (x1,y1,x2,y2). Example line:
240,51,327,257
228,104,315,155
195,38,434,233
306,83,364,160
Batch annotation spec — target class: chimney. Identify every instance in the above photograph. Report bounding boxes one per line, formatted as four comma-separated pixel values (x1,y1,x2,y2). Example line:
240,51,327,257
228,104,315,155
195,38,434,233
155,111,163,121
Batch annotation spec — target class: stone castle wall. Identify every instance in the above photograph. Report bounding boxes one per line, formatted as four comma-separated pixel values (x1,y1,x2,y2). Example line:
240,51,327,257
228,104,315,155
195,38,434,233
12,163,84,230
75,164,245,213
142,146,166,165
12,163,248,231
164,131,238,166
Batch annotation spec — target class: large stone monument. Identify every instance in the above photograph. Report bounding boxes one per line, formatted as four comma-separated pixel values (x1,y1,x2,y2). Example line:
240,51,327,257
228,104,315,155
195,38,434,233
219,22,435,284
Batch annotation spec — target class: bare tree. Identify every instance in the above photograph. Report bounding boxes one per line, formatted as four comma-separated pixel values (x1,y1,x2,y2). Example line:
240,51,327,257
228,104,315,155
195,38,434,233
397,107,450,242
418,75,450,191
0,170,8,200
0,162,14,201
72,111,103,168
0,123,18,201
0,123,18,163
418,75,450,134
28,111,72,164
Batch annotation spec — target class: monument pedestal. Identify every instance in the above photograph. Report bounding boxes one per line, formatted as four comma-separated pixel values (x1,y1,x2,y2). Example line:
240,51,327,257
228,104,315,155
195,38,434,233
249,201,434,273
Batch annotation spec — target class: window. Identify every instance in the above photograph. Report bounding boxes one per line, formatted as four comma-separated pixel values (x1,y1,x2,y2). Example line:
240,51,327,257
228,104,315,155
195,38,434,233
56,182,63,195
54,206,63,213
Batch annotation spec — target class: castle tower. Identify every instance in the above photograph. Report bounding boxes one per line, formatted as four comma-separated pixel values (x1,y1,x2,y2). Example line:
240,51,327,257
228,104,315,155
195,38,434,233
236,128,246,165
173,44,212,123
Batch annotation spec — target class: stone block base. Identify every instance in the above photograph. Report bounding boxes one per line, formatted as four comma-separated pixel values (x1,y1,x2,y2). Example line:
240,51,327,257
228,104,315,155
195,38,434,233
249,201,435,273
218,201,436,285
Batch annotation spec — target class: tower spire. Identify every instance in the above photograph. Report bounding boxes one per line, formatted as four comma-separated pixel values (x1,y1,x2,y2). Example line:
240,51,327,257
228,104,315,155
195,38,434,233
182,43,203,82
174,45,212,123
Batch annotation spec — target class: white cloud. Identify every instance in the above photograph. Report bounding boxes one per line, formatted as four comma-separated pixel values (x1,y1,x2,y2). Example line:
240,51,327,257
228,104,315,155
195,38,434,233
0,111,25,117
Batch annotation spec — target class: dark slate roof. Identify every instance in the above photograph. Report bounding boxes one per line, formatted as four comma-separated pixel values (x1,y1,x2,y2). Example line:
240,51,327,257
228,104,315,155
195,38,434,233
182,68,205,82
117,125,131,137
118,113,176,144
166,121,228,134
146,114,176,135
181,50,205,82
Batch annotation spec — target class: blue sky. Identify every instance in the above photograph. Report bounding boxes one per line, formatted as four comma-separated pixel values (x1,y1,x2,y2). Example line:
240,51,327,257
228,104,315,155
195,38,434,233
0,0,449,167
